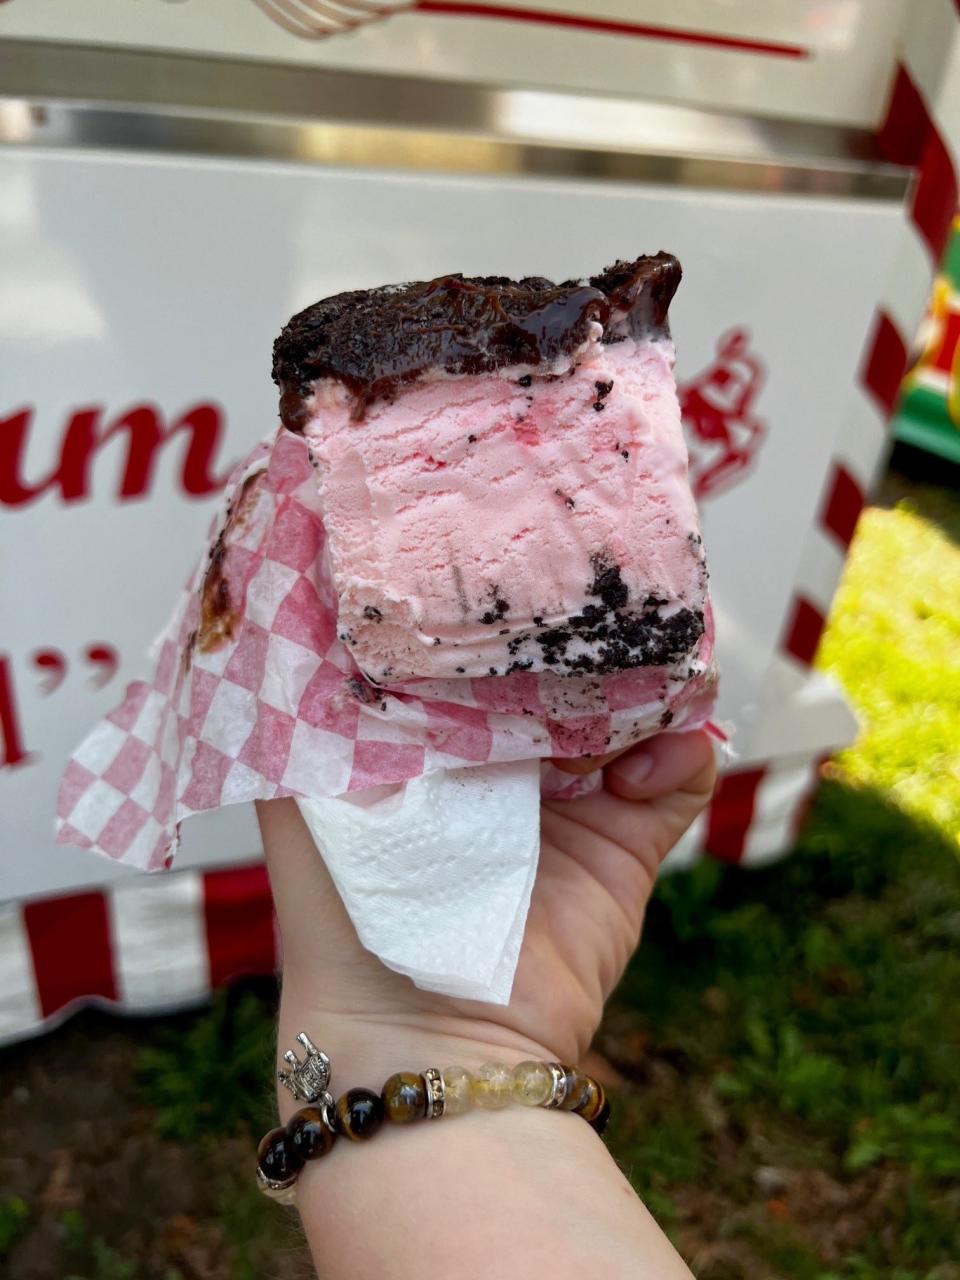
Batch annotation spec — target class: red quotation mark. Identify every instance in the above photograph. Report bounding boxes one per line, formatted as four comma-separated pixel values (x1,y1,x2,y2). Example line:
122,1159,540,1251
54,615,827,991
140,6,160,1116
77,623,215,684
84,644,119,689
32,648,67,694
1,645,120,769
30,644,119,694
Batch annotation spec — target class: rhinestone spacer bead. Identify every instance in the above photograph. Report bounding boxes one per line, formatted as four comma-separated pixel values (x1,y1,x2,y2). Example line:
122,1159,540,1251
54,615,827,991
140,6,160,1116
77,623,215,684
422,1067,445,1119
543,1062,567,1109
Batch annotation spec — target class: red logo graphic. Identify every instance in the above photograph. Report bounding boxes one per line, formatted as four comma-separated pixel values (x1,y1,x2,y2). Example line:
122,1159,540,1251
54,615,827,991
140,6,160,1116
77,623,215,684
679,328,766,502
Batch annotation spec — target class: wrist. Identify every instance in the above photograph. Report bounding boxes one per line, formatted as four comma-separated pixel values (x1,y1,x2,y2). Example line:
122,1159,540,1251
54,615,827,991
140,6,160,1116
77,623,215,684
275,993,559,1121
264,1004,691,1280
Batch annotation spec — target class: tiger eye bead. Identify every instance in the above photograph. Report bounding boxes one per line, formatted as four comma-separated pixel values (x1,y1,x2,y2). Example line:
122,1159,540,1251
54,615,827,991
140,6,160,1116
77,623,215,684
257,1126,303,1185
511,1060,554,1107
382,1072,427,1124
575,1077,606,1125
286,1107,336,1162
441,1067,475,1116
559,1070,594,1112
471,1062,513,1109
336,1088,385,1141
590,1096,612,1136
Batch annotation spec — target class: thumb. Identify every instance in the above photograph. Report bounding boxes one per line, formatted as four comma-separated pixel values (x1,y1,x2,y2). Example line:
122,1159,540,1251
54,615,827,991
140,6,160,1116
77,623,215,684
604,730,717,803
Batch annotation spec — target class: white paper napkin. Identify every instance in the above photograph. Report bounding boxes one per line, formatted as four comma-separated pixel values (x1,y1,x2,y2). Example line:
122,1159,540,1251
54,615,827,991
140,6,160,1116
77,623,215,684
296,758,542,1004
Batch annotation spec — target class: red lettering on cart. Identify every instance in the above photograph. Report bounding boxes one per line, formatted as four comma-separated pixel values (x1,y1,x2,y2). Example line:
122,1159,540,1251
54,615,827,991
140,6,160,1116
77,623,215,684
0,654,33,768
0,401,232,507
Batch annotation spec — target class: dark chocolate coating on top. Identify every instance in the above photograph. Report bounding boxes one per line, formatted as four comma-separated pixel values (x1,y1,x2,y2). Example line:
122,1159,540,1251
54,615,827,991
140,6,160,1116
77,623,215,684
273,252,680,427
589,255,681,335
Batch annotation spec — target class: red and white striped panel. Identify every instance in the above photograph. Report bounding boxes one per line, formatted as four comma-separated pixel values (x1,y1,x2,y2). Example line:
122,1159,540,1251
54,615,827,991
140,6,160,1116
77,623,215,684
663,753,825,874
1,759,819,1044
0,862,278,1044
782,0,960,674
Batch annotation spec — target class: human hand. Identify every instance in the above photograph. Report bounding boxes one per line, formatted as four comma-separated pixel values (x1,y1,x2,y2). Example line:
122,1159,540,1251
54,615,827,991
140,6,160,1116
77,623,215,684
258,730,716,1095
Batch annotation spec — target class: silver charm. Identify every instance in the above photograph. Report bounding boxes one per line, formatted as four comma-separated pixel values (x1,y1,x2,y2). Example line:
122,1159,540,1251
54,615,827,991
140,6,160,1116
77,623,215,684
278,1032,332,1103
543,1062,567,1108
423,1067,445,1119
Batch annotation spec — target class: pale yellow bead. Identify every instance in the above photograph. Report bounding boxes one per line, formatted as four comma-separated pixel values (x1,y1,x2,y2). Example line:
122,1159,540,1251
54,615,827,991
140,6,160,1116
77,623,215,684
441,1066,475,1116
511,1060,554,1107
471,1062,513,1109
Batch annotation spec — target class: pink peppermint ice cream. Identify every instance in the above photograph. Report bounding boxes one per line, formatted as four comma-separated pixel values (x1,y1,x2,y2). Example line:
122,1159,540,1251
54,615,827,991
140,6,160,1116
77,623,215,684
273,254,712,728
52,253,717,879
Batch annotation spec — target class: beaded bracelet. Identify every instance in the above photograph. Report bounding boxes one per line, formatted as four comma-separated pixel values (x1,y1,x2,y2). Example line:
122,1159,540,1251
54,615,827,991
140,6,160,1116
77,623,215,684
256,1033,611,1202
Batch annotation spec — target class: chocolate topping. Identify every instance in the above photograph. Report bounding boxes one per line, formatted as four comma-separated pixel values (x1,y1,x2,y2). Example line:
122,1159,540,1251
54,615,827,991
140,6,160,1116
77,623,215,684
273,252,680,427
589,256,680,336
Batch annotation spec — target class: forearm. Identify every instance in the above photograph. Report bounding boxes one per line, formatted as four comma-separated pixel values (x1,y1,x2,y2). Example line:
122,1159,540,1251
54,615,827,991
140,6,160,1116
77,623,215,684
255,750,715,1280
274,1004,693,1280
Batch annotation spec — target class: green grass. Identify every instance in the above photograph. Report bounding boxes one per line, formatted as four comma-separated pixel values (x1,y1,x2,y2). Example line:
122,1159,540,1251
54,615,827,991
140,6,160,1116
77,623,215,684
136,987,305,1280
603,482,960,1279
135,989,288,1280
0,1198,29,1258
61,1209,185,1280
819,503,960,842
137,988,276,1143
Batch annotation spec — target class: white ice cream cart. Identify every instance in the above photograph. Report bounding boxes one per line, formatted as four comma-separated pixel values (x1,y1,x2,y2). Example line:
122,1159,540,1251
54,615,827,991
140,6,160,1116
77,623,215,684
1,0,957,1039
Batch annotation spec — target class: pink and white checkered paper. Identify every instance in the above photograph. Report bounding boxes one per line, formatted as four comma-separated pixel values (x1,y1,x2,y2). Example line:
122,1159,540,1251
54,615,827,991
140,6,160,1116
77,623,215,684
56,428,717,871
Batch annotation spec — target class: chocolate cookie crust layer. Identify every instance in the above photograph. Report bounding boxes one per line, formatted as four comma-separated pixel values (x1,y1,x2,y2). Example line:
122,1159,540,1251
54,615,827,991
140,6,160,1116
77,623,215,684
273,252,680,427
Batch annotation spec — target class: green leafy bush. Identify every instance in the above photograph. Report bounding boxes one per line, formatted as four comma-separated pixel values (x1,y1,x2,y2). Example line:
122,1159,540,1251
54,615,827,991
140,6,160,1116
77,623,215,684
137,989,276,1142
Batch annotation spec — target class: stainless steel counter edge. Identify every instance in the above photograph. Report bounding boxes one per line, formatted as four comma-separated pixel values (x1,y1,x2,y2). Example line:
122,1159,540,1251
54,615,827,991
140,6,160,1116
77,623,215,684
0,38,910,199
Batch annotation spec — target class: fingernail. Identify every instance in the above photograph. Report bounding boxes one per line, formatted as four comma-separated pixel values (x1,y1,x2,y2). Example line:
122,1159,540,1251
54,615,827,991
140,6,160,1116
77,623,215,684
610,748,653,785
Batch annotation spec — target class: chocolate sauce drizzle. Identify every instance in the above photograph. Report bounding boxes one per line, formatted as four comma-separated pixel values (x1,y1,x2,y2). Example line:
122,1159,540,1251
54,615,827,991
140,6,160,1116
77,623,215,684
273,253,680,427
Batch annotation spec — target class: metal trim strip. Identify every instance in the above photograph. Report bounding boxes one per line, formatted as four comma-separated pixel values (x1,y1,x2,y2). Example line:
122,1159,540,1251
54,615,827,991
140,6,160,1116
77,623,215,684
0,39,909,200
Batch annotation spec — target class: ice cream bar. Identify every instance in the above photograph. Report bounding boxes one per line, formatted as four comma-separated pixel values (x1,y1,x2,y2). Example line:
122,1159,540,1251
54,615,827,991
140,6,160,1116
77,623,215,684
54,252,718,887
272,254,709,698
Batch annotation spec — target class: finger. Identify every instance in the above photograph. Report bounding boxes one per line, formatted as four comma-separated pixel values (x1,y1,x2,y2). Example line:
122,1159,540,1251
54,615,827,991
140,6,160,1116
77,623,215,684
550,749,626,775
604,730,716,803
543,731,716,872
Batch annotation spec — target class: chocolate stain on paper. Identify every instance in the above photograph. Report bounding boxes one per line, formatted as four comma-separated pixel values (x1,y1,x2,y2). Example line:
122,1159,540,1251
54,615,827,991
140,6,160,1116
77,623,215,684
193,469,266,658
